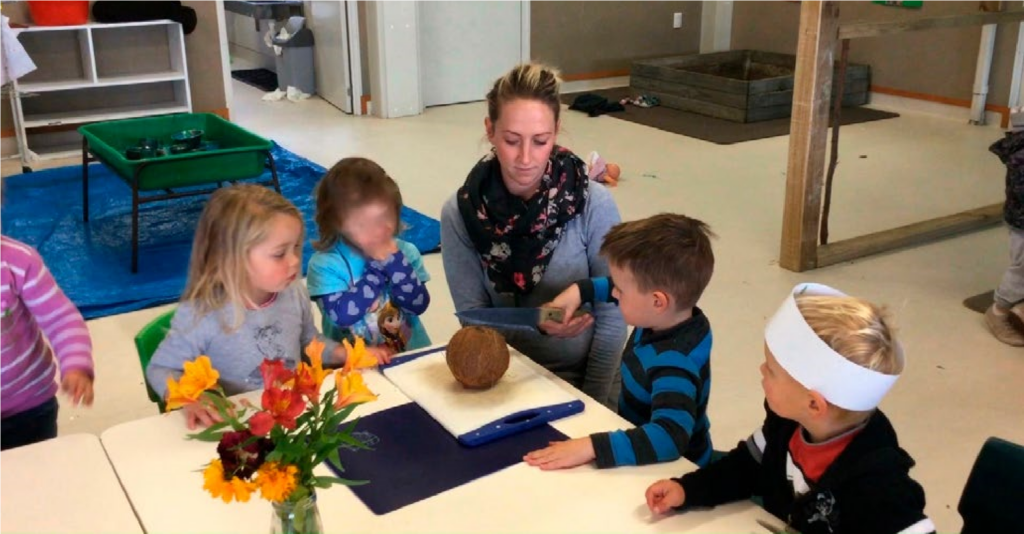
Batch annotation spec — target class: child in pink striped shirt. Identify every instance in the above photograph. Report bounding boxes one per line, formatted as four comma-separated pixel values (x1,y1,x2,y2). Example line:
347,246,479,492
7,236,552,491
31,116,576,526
1,235,94,450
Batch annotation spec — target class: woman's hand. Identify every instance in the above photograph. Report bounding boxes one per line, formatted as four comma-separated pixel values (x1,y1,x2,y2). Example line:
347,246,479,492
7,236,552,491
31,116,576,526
538,284,593,338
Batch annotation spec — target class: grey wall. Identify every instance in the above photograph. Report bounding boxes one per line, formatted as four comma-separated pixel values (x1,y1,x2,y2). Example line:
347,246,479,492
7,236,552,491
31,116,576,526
531,1,702,77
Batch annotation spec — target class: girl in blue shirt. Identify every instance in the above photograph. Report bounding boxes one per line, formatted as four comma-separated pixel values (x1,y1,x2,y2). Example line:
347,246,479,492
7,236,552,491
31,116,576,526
307,158,431,361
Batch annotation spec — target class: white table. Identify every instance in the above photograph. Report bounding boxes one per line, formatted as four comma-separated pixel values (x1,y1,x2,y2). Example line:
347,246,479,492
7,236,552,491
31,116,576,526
0,433,143,534
100,356,778,533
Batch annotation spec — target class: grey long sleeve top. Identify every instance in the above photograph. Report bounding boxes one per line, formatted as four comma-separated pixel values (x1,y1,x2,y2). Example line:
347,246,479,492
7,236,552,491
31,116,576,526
440,182,627,409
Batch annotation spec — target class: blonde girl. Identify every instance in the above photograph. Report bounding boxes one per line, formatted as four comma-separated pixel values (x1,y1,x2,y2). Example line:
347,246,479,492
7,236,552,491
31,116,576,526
146,184,341,429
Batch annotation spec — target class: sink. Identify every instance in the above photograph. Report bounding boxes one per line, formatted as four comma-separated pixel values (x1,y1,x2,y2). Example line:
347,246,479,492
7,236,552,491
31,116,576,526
224,1,303,21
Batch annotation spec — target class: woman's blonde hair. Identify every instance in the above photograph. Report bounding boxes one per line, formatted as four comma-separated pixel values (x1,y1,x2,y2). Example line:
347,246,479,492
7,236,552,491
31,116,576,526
486,62,562,125
313,157,401,252
795,295,903,376
183,184,303,330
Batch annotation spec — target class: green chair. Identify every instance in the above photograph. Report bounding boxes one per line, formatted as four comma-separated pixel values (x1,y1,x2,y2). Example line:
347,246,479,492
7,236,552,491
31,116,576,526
958,436,1024,534
134,308,176,413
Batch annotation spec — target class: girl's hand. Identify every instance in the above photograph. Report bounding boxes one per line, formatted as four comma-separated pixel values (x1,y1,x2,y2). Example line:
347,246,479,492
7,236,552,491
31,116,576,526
368,345,395,365
61,370,94,407
645,479,686,514
365,239,399,262
182,400,227,430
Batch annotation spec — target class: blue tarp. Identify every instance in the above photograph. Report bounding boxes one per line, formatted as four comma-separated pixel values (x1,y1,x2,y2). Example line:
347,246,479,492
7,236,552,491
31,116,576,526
1,143,440,319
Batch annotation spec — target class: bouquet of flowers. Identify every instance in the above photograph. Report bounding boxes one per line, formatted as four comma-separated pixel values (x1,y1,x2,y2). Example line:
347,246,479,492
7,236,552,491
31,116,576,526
164,336,379,532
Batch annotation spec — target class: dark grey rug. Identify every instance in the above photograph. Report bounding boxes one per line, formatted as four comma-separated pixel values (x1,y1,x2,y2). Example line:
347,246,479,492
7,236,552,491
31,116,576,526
562,87,900,145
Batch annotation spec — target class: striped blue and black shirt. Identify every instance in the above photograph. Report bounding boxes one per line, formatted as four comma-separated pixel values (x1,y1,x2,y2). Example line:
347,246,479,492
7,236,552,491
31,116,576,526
578,277,714,468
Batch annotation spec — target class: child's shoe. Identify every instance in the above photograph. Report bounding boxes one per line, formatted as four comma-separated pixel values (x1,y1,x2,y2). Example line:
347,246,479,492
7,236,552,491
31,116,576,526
985,304,1024,346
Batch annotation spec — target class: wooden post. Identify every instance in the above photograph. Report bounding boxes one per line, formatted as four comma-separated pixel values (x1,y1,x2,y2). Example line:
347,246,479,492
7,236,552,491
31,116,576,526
779,1,840,272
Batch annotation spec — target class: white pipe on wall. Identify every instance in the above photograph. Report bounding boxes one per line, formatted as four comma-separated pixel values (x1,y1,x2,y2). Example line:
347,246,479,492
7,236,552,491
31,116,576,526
1007,24,1024,110
1009,13,1024,110
700,1,733,54
969,23,997,125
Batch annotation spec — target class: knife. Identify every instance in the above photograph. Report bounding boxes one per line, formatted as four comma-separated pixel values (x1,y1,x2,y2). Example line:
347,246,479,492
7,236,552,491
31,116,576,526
455,307,589,331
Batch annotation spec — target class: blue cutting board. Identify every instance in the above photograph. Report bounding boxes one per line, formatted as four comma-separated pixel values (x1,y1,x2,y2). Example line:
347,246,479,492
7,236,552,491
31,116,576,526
380,346,584,447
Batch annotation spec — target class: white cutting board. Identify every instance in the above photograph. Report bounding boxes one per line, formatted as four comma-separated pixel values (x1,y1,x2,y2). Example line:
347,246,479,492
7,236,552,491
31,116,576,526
382,347,583,445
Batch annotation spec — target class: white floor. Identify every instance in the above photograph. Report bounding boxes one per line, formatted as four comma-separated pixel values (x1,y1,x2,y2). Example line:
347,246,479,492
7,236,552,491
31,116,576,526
5,79,1023,532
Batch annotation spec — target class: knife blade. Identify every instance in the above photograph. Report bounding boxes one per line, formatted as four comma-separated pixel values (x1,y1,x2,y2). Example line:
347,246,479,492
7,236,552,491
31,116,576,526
756,519,801,534
455,307,545,331
455,307,588,331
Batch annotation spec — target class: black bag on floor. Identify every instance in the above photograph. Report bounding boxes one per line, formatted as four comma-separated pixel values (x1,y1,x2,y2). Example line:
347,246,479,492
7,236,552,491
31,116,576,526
92,2,198,35
569,93,625,118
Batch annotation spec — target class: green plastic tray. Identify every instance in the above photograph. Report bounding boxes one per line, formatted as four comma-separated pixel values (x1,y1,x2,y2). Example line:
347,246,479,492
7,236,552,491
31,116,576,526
79,113,273,191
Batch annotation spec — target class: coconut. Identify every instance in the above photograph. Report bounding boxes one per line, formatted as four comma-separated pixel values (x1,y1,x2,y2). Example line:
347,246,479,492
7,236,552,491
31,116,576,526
446,326,510,389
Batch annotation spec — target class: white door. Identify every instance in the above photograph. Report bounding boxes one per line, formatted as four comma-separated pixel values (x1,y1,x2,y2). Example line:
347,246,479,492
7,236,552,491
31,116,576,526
419,1,525,108
309,0,354,113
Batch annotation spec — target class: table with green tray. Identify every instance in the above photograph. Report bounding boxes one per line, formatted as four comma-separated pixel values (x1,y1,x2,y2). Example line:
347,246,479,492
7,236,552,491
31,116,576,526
79,113,280,273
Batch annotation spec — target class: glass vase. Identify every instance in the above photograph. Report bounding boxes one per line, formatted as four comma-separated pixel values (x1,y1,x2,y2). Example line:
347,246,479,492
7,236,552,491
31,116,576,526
269,493,323,534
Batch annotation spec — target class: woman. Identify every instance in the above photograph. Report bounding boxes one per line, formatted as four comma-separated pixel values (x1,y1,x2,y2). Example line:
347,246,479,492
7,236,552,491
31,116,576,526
440,63,626,408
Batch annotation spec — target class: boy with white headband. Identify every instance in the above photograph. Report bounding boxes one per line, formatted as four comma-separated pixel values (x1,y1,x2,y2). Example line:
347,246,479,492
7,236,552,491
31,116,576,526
645,283,934,534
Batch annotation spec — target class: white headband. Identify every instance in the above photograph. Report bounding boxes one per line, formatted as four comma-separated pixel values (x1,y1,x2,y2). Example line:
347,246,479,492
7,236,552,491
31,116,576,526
764,283,901,411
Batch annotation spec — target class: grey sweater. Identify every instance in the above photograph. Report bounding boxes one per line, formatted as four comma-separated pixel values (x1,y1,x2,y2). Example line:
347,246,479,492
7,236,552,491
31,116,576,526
440,182,627,408
146,282,338,399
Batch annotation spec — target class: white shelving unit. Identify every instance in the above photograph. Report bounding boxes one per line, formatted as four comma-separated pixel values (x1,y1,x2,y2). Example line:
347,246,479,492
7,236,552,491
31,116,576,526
10,19,192,166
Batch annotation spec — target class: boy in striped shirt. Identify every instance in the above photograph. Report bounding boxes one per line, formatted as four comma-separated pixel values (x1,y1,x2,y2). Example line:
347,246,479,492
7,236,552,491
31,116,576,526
1,235,94,450
525,213,715,469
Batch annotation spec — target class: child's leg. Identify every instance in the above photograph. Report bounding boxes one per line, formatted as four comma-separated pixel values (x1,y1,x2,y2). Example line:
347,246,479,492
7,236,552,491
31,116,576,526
988,227,1024,346
995,227,1024,310
0,396,59,450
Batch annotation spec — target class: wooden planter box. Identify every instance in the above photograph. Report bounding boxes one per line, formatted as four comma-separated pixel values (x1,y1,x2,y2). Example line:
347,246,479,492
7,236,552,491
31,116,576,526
631,50,870,123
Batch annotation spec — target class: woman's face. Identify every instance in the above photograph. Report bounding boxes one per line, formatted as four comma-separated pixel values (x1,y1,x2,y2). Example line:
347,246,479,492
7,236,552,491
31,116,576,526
485,99,558,199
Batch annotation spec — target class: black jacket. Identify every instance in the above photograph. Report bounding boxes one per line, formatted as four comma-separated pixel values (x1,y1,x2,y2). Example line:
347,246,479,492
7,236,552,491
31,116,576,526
677,406,932,534
990,131,1024,230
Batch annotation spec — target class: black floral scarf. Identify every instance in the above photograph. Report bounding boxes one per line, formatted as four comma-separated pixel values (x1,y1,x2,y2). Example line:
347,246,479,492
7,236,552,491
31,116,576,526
457,146,589,295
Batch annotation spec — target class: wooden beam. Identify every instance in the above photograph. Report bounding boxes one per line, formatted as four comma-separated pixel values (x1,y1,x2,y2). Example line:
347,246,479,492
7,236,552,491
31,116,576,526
816,203,1004,267
839,7,1024,40
779,1,840,272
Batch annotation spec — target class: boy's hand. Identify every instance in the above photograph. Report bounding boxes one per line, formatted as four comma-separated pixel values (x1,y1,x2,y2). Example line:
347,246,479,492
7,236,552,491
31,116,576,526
183,401,225,430
368,345,395,365
523,437,596,470
61,370,94,407
538,284,593,338
646,479,686,514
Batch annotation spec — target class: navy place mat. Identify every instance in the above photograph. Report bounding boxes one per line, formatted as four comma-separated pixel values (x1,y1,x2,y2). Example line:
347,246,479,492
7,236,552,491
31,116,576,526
329,401,567,515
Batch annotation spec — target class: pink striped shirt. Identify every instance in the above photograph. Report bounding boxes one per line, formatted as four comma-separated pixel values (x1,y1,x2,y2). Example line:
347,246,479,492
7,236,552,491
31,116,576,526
1,236,93,418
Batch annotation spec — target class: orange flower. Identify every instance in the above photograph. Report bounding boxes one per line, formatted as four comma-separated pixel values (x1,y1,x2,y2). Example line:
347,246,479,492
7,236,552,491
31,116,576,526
294,339,328,400
202,459,257,503
254,462,299,502
166,356,220,410
304,337,326,366
334,369,378,409
342,337,377,374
